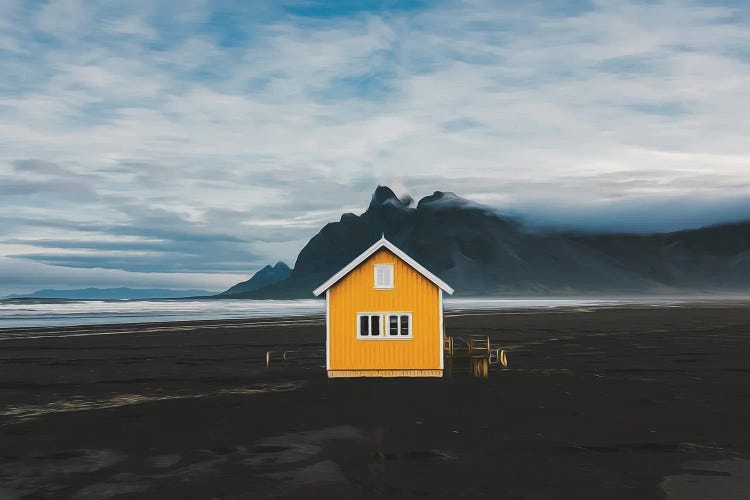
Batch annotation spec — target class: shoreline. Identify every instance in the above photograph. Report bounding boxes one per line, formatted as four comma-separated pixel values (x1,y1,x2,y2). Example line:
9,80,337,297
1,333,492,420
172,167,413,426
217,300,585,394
0,315,326,339
3,296,750,333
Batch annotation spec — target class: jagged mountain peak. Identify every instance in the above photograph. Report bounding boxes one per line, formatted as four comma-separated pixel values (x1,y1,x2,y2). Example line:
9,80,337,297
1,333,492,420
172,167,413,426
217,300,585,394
221,260,292,296
417,190,488,212
368,185,413,211
219,188,750,298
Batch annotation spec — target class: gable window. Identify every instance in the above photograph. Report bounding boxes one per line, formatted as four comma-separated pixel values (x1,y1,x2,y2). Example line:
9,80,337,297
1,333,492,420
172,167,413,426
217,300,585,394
357,313,412,339
374,264,394,289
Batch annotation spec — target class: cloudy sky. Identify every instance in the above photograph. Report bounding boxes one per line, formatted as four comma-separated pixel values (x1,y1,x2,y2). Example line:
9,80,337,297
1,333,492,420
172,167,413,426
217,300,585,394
2,0,750,295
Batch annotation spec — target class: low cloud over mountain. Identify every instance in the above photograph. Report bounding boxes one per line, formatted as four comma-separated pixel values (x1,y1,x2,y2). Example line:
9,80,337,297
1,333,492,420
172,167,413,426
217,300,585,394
223,186,750,298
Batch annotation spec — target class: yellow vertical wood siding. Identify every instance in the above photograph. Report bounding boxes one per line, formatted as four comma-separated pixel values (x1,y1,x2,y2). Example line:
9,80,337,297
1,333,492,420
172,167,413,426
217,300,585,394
328,248,442,371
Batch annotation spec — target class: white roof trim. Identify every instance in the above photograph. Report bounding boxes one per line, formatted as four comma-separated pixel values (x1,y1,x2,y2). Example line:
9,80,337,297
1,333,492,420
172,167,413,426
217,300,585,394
312,236,454,296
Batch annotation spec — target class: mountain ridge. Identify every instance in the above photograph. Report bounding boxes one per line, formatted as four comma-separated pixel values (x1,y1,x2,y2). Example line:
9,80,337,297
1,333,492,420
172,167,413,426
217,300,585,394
221,186,750,298
219,262,291,295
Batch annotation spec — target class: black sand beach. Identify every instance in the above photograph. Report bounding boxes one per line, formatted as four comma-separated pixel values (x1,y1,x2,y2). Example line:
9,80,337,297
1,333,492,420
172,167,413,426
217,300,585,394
2,304,750,499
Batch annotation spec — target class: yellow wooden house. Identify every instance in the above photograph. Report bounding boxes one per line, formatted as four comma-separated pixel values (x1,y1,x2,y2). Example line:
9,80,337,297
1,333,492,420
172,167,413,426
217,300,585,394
313,236,454,377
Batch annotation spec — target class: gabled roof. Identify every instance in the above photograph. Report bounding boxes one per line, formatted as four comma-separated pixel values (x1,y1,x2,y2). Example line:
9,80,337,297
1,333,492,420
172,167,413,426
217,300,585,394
312,236,454,296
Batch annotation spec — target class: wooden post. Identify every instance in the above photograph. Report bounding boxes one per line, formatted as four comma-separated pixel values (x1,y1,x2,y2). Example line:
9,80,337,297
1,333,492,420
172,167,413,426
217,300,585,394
470,357,489,378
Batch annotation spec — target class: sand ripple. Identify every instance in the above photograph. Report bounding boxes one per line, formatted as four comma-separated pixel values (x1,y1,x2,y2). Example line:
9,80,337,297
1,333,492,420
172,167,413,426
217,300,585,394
0,381,303,423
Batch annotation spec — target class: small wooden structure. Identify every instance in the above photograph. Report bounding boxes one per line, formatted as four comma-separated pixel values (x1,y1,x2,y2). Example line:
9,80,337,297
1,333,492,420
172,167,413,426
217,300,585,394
312,236,454,378
264,232,511,378
265,337,508,378
443,335,507,378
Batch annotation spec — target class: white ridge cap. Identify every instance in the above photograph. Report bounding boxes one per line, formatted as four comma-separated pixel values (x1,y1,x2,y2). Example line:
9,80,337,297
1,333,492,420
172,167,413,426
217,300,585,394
312,236,454,296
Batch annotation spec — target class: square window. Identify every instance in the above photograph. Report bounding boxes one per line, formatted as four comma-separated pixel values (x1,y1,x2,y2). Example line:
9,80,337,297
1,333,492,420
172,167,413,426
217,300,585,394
357,313,412,339
374,264,394,289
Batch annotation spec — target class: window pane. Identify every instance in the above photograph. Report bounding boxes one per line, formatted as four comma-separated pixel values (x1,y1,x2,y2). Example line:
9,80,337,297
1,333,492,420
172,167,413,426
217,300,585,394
370,315,380,336
389,315,398,335
400,315,409,335
374,265,393,288
359,315,369,336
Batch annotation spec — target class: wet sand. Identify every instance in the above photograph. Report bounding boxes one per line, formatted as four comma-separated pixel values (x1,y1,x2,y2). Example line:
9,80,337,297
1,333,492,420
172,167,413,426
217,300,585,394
2,305,750,499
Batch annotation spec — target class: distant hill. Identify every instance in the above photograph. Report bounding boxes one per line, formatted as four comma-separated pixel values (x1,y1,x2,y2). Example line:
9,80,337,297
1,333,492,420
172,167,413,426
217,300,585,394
4,288,213,300
219,262,291,295
221,186,750,298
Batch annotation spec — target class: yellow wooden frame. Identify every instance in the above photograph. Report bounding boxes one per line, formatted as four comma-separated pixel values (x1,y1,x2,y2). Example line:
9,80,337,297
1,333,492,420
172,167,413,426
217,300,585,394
328,369,443,378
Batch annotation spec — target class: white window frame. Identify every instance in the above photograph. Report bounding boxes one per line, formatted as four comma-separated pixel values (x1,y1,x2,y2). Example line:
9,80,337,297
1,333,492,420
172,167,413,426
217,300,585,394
356,312,412,340
373,264,394,289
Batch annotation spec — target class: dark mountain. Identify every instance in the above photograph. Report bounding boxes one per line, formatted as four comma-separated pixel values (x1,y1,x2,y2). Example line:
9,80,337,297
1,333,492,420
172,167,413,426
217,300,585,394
222,186,750,298
4,288,213,300
220,262,291,295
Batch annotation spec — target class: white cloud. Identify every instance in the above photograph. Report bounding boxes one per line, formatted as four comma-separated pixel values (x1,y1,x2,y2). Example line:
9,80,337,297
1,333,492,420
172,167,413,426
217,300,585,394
2,0,750,290
107,15,158,40
34,0,90,37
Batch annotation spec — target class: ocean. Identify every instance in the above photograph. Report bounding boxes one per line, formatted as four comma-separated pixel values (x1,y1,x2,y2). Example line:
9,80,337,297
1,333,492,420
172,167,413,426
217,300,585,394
0,297,726,330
